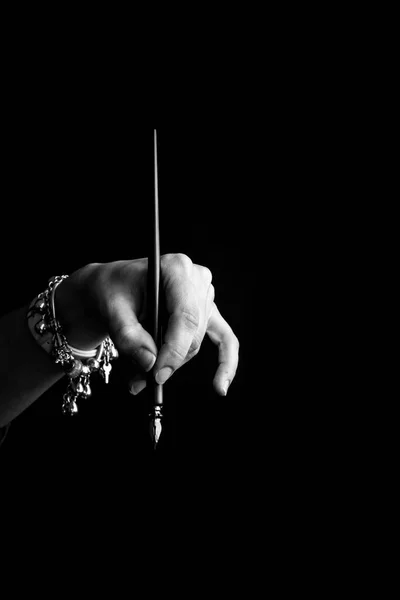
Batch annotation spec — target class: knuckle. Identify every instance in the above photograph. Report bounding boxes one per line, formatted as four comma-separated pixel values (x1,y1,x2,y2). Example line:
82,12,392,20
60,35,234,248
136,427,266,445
166,343,188,362
180,308,200,330
175,253,192,267
162,253,192,273
200,266,213,285
161,253,174,265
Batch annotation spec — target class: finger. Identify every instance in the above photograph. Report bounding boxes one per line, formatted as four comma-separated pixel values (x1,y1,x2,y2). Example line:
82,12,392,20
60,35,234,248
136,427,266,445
153,279,200,385
174,281,215,368
105,294,158,372
128,373,147,396
206,304,239,396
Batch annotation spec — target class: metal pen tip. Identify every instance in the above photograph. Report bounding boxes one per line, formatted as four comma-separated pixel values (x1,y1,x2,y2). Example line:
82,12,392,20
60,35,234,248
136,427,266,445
149,406,162,449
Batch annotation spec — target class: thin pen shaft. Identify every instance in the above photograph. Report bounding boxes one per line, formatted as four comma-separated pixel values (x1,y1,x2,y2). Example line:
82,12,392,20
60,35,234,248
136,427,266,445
148,129,163,448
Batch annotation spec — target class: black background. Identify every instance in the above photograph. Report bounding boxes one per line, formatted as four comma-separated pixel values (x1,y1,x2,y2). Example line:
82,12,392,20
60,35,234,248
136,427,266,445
0,31,368,586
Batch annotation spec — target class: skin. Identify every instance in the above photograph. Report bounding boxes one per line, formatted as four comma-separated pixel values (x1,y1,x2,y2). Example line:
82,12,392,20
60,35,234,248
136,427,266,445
0,253,239,427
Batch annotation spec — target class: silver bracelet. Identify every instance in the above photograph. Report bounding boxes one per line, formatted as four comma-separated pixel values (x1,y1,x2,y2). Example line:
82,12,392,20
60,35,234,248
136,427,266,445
27,275,118,415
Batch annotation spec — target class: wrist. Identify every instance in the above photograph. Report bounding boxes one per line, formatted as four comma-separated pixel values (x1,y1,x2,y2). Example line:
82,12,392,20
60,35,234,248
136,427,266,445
55,266,107,350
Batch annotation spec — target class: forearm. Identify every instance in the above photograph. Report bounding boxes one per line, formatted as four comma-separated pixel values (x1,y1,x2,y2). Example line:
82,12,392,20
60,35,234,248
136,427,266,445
0,306,64,427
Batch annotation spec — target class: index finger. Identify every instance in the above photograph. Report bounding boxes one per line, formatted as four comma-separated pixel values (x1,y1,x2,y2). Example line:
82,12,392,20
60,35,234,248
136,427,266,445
153,275,200,384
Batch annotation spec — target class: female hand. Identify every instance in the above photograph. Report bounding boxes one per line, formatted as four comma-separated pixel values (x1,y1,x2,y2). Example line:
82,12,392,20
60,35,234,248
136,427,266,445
55,253,239,396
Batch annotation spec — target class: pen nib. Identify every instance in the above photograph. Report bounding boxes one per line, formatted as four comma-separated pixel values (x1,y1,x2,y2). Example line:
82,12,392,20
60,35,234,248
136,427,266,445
149,406,162,449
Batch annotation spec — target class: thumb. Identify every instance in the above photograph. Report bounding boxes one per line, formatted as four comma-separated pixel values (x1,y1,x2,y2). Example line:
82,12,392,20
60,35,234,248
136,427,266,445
106,294,157,372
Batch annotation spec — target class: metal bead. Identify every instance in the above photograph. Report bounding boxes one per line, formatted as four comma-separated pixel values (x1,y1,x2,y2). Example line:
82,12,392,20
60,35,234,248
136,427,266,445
84,383,91,396
81,365,90,375
35,299,47,313
87,358,100,371
111,346,119,359
66,359,83,378
35,321,47,335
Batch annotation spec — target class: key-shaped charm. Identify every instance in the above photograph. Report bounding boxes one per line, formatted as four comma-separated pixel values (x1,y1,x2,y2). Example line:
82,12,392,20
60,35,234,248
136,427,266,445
103,361,112,384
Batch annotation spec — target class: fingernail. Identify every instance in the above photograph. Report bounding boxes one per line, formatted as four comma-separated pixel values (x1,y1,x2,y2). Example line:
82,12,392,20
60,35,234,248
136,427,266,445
222,380,231,396
136,349,157,372
155,367,173,385
129,380,147,396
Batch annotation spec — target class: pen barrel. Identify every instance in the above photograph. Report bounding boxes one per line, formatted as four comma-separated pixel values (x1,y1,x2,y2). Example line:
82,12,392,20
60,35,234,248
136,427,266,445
147,129,163,412
148,194,160,344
